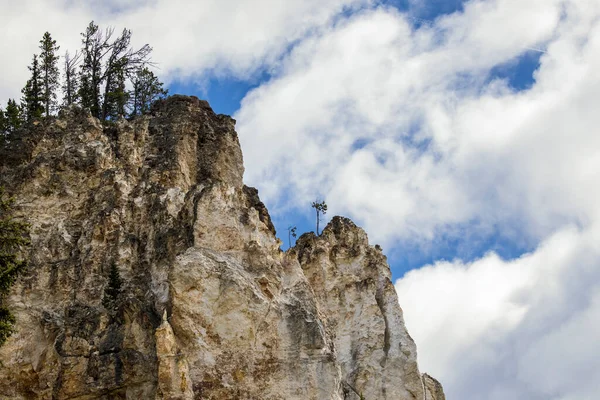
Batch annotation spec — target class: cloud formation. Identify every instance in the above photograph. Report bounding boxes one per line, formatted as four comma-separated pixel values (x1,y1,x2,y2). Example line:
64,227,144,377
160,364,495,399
235,0,598,246
2,0,600,398
397,224,600,399
233,0,600,398
0,0,370,101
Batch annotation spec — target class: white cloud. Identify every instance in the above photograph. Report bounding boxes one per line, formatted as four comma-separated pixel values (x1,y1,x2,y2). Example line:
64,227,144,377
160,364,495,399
234,0,600,398
236,0,599,246
3,0,600,398
0,0,370,102
396,224,600,399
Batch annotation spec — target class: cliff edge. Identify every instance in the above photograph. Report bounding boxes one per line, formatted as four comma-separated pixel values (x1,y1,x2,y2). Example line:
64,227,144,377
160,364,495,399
0,95,444,399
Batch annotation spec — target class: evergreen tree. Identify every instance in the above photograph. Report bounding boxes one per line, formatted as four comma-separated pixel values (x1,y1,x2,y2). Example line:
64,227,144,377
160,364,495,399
21,55,44,122
102,262,122,312
62,50,81,106
0,108,6,147
1,100,23,149
39,32,60,116
78,22,153,120
0,108,6,135
287,225,297,249
79,21,109,118
0,187,29,347
103,59,129,120
130,67,168,117
101,28,151,120
311,200,328,235
4,100,22,133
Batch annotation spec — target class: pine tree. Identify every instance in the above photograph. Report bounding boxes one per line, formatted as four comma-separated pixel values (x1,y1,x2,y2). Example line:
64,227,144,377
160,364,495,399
101,28,151,120
39,32,60,116
79,21,109,118
103,59,129,120
62,50,81,106
130,67,168,117
0,108,6,134
21,55,44,122
311,200,328,235
102,262,122,312
287,225,297,249
78,22,153,120
4,100,22,133
0,187,29,347
0,108,6,147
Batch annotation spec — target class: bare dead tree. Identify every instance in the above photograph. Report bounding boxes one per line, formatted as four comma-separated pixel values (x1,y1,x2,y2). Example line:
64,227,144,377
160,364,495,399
62,50,81,106
101,28,152,120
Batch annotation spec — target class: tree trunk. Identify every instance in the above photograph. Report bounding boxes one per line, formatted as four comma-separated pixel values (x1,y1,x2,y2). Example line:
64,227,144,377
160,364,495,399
45,66,50,116
316,211,320,235
66,69,72,105
102,72,112,120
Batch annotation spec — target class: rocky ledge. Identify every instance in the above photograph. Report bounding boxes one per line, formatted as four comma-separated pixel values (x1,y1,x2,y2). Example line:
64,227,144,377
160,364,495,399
0,95,444,399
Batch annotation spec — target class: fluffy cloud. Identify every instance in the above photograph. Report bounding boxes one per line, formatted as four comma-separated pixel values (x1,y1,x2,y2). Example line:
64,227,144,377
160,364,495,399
236,0,589,245
397,224,600,399
3,0,599,398
234,0,600,398
0,0,370,102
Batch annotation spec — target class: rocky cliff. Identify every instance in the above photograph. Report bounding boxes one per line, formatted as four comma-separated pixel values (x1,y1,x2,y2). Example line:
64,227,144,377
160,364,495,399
0,95,444,400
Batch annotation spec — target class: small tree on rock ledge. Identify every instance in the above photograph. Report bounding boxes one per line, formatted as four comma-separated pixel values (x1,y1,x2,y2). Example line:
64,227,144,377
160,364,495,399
102,262,123,313
311,200,327,235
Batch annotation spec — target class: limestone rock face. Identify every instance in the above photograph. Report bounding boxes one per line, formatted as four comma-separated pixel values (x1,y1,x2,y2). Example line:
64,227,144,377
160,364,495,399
0,95,444,399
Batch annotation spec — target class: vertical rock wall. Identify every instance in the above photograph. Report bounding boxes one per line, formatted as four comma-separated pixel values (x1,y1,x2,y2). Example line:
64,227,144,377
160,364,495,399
0,96,444,399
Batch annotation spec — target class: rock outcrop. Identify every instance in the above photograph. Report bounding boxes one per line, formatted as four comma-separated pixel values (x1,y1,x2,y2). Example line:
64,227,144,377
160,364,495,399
0,95,444,399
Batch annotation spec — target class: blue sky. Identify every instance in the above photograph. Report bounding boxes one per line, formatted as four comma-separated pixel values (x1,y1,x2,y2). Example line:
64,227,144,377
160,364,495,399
177,1,544,279
1,1,599,399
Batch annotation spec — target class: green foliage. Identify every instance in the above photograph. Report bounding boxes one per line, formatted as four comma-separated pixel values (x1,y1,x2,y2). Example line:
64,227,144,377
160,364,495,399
0,307,16,347
0,187,29,347
101,28,152,120
4,100,22,134
130,67,168,117
8,24,164,122
39,32,60,116
0,108,6,144
62,50,81,106
311,200,328,235
102,262,123,312
103,59,129,120
21,55,44,122
1,99,23,147
76,21,157,120
79,21,107,118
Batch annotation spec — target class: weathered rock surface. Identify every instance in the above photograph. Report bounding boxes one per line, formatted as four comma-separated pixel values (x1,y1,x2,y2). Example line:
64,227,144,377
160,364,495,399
0,95,444,399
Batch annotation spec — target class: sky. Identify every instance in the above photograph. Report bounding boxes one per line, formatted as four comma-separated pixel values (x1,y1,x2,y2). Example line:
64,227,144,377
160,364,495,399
1,0,599,399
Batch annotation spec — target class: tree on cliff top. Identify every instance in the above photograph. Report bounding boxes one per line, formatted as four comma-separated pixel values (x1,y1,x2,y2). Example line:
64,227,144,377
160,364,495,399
0,188,29,347
0,108,6,143
4,100,22,134
62,50,81,107
39,32,60,116
312,200,328,235
130,67,168,117
21,54,44,122
78,21,154,120
101,27,152,120
79,21,110,118
1,100,23,148
5,24,164,121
